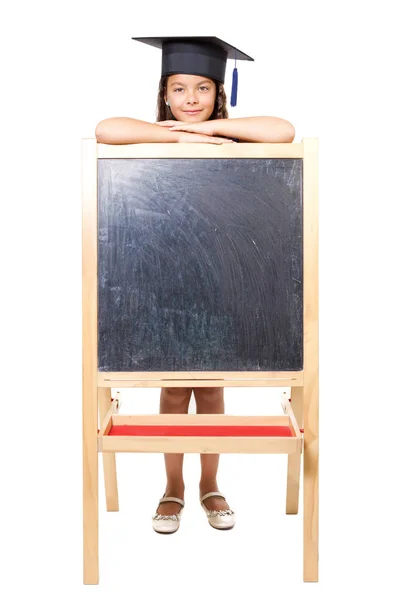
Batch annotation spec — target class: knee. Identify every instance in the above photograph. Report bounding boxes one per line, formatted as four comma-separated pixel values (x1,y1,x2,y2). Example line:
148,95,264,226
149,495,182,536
194,387,216,395
162,387,192,405
193,387,222,404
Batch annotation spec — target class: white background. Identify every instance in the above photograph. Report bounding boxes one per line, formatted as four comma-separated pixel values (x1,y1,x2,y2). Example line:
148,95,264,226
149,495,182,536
2,0,400,597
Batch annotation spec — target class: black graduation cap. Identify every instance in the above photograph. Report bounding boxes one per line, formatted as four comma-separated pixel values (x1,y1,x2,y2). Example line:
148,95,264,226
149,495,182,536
132,36,254,107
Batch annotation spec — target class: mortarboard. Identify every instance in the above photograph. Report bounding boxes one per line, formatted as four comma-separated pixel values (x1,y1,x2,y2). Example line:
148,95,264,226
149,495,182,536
132,36,254,107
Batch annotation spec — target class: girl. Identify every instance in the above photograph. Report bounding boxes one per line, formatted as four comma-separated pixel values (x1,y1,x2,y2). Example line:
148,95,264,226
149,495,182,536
95,36,295,534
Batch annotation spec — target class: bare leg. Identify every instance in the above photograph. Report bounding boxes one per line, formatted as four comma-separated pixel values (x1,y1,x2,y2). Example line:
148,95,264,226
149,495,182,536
156,387,192,516
193,387,231,512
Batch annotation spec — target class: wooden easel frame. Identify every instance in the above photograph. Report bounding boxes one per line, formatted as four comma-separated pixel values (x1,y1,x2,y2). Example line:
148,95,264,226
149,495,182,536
82,138,319,584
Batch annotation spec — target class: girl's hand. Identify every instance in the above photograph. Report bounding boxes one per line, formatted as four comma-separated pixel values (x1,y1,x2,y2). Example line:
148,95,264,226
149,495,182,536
155,120,186,127
177,132,235,144
169,121,215,136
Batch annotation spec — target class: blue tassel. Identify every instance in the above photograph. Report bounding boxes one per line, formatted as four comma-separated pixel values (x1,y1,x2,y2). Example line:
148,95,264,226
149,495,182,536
230,67,238,107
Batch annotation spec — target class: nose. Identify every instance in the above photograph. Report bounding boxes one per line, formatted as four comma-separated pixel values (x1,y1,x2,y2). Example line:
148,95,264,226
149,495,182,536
186,91,199,105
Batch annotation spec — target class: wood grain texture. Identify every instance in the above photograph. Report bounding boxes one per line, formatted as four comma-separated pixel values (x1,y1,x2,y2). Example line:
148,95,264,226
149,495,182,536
98,387,119,511
303,138,319,582
82,138,99,584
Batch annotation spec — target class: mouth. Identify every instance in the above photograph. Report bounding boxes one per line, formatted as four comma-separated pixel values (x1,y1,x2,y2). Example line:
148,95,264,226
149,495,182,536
183,110,202,115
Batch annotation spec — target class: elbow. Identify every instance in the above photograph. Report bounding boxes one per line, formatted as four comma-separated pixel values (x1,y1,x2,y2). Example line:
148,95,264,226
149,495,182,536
95,118,122,144
95,120,109,144
258,119,296,143
285,122,296,143
94,117,141,145
277,121,295,143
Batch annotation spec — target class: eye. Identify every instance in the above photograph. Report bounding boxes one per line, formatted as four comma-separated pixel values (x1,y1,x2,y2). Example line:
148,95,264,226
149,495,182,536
199,86,210,91
173,87,184,92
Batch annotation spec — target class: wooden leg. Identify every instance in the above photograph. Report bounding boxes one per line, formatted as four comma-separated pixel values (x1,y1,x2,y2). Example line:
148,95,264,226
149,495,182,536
303,380,319,582
98,387,119,511
302,136,319,581
285,387,303,514
82,381,99,584
82,136,99,583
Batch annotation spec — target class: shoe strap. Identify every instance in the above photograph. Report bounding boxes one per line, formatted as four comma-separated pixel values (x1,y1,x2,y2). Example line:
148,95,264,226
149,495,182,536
159,496,185,507
200,491,226,503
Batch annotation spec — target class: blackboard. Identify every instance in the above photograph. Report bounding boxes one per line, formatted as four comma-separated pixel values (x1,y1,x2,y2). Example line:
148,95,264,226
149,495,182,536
97,158,303,371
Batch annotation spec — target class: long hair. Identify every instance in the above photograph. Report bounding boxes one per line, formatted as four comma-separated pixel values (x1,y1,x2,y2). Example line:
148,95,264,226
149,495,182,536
156,75,229,121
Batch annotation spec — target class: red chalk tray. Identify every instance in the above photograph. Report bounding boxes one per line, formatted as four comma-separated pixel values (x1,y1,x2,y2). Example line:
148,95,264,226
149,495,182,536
109,424,294,437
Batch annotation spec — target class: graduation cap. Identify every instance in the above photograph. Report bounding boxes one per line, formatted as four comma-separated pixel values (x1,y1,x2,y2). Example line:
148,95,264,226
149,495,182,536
132,36,254,107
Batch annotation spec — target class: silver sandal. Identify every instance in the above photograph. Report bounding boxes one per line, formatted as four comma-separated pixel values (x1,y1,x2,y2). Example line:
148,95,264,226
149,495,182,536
152,494,185,534
200,492,236,530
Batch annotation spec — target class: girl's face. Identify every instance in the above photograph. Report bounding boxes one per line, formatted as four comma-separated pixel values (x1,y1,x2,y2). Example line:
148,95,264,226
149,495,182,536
165,74,217,121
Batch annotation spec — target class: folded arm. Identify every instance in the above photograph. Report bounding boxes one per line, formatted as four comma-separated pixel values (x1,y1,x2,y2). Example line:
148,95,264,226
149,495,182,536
212,116,295,142
95,117,182,144
169,116,295,142
95,115,295,144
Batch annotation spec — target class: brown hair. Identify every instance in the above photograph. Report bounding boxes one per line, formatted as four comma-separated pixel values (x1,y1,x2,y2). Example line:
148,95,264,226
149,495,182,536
156,75,229,121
